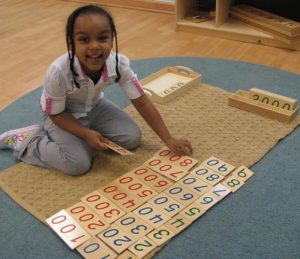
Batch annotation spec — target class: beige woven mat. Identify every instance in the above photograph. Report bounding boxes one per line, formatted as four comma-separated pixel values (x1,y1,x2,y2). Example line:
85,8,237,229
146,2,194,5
0,83,299,223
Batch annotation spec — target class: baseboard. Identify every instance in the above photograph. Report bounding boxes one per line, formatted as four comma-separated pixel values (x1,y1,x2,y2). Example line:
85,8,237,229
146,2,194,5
64,0,175,14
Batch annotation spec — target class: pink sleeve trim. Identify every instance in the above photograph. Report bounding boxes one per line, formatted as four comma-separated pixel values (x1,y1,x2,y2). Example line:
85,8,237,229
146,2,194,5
131,75,144,96
45,98,52,114
80,67,89,82
103,63,109,82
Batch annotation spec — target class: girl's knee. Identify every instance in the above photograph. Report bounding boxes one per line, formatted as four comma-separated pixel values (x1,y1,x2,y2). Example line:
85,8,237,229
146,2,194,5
60,154,92,176
121,128,142,150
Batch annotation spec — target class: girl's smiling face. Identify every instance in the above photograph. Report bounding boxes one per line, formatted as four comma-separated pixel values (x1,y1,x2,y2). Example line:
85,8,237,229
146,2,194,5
72,13,113,79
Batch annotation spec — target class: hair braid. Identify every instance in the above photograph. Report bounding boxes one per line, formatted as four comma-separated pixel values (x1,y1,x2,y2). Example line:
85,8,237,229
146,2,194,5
66,9,80,88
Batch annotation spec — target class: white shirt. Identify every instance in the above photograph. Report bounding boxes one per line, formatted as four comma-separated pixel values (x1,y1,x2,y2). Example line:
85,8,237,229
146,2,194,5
40,52,144,118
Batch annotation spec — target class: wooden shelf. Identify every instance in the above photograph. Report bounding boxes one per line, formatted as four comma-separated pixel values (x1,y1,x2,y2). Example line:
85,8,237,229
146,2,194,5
176,0,300,50
65,0,175,14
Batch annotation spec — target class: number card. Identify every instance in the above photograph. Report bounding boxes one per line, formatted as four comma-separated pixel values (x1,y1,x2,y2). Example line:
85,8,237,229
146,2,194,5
202,156,235,176
211,183,232,201
195,192,219,211
190,165,224,186
154,147,198,171
77,237,117,259
99,184,144,212
66,202,110,236
98,225,135,254
128,237,157,259
46,210,90,249
147,225,176,246
164,214,193,235
231,166,254,182
114,213,154,239
128,166,174,192
113,173,158,202
81,190,126,224
132,203,170,228
178,175,212,195
144,157,189,181
163,183,199,206
148,193,185,217
104,139,134,156
180,203,207,222
222,175,245,192
117,250,139,259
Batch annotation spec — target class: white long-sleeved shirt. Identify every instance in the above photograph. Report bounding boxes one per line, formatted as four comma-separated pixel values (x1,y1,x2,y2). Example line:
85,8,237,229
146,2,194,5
40,51,144,118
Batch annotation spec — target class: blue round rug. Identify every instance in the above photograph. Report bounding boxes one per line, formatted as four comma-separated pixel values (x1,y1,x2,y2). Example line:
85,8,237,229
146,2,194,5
0,57,299,259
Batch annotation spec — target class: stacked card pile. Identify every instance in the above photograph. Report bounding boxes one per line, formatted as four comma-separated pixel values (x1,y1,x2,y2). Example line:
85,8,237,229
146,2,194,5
46,147,254,259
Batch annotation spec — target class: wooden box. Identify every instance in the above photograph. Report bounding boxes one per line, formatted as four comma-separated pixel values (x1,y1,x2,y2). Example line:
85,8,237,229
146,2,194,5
140,66,202,104
228,90,298,123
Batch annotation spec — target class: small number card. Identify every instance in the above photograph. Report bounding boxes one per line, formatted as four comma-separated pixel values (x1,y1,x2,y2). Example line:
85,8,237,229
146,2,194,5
104,139,134,156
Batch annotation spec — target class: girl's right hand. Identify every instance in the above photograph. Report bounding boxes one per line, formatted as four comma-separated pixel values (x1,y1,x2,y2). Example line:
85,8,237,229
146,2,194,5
83,129,109,151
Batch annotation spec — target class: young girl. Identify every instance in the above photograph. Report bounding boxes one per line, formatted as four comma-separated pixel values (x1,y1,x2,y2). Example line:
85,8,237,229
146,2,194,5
0,5,192,176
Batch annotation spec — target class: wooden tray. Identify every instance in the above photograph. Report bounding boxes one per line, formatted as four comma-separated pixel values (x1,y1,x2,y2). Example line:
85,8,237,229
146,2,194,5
228,90,298,123
141,66,202,104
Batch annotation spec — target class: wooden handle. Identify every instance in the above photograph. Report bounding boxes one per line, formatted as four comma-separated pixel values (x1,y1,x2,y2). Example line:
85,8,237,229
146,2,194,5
168,66,198,78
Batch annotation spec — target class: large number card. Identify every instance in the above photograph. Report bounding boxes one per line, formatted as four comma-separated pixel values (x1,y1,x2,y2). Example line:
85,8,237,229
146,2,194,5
132,203,170,228
113,173,158,203
114,212,154,239
178,174,213,195
190,164,224,186
81,190,126,224
202,156,235,176
99,184,144,213
128,166,174,192
163,183,199,206
66,202,110,236
76,237,117,259
144,157,189,181
98,225,135,254
46,210,90,249
154,147,198,171
148,193,185,217
128,237,157,258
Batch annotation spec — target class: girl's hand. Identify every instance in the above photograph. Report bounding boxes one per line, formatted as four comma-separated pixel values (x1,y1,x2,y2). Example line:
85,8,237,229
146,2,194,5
83,129,109,151
165,137,193,156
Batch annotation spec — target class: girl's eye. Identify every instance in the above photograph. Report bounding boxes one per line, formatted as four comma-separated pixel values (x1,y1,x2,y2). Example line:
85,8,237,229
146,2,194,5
98,35,110,41
78,37,89,43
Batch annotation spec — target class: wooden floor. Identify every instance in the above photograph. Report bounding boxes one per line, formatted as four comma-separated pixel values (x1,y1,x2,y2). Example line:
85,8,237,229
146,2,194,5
1,0,300,111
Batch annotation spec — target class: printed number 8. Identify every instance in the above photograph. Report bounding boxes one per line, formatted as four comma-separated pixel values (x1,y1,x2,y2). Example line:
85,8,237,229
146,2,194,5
206,174,219,181
227,179,240,187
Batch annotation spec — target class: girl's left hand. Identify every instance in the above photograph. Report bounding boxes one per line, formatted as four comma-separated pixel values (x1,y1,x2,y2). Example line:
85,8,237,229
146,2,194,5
165,137,193,156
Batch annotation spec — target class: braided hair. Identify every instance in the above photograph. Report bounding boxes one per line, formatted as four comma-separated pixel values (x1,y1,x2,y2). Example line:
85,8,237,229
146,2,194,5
66,5,121,88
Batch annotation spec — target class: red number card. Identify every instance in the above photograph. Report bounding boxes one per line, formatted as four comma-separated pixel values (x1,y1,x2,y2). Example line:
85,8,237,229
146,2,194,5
46,210,90,249
66,201,110,236
154,147,198,171
144,157,189,181
81,190,126,224
128,166,174,192
104,139,134,156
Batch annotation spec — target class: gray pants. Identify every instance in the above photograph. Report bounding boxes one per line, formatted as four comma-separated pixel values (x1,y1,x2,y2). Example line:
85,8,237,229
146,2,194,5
15,98,141,176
